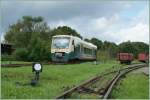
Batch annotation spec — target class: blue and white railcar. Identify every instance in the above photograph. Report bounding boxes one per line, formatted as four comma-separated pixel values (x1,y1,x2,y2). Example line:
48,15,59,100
51,35,97,62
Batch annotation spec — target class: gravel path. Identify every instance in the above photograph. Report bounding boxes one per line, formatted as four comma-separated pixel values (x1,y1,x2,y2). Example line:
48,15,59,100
131,66,149,75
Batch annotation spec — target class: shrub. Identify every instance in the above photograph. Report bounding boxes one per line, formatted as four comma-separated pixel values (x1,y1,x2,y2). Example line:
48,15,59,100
27,34,51,62
97,50,112,62
13,48,28,61
1,54,15,61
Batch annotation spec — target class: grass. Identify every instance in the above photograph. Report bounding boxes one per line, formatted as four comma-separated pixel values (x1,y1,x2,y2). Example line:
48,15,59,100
71,92,99,99
1,61,121,99
111,73,149,99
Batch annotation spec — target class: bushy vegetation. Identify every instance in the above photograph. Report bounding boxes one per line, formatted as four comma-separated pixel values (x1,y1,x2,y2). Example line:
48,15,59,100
87,40,148,60
11,34,51,61
27,34,50,61
13,48,28,61
1,54,15,61
97,50,112,62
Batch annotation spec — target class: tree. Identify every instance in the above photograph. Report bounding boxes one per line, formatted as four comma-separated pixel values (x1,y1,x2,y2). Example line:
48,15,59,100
90,38,103,50
97,50,111,62
13,48,28,61
27,33,50,61
84,38,91,42
84,38,119,59
50,26,82,39
5,16,51,48
4,16,51,61
132,42,149,53
118,41,149,58
119,41,136,53
103,41,118,58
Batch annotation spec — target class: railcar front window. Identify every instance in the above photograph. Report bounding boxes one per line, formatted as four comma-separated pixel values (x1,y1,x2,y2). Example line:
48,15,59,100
52,37,70,49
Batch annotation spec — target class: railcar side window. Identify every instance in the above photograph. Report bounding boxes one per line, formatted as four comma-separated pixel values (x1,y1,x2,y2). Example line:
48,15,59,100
78,45,81,53
81,45,84,53
83,47,93,55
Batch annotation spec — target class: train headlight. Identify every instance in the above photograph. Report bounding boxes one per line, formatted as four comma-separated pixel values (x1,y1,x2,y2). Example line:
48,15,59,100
32,63,42,72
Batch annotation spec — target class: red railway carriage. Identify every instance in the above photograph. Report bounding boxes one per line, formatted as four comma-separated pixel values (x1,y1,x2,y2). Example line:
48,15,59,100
138,53,149,63
117,53,133,64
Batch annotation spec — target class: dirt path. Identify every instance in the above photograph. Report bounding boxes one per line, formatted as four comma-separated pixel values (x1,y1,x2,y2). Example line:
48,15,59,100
131,66,149,75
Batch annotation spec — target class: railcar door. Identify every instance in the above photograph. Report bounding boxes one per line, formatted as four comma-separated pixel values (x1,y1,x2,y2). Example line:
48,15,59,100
71,40,80,59
74,44,81,57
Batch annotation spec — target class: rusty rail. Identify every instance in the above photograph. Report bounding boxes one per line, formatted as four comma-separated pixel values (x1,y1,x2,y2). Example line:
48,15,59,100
102,64,147,99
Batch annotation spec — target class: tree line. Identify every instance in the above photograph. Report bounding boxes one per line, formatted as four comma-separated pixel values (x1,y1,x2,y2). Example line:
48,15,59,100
3,16,149,61
85,38,149,62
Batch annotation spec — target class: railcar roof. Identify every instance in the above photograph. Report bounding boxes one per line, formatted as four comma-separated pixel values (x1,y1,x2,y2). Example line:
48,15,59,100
53,35,74,38
81,40,97,49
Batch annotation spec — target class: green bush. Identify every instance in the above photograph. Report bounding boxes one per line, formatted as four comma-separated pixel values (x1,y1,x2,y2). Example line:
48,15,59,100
27,34,51,62
1,54,15,61
97,50,112,62
11,33,51,62
13,48,28,61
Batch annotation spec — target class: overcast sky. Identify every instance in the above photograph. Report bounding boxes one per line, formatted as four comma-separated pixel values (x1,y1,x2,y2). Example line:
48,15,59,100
1,0,149,44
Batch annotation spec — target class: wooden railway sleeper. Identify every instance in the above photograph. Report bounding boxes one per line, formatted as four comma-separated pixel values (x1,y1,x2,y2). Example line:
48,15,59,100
77,86,97,94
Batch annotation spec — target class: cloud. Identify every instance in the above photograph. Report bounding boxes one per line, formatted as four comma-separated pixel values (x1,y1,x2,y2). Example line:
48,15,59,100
48,7,148,44
0,1,129,31
1,0,149,44
116,23,149,44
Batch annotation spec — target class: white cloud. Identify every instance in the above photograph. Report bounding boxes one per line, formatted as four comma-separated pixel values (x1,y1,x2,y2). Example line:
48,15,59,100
92,17,108,29
116,23,149,44
91,14,119,30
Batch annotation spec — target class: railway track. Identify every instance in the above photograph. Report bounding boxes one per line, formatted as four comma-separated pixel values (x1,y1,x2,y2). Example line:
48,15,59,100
1,61,82,67
56,63,147,99
1,62,52,67
1,63,32,67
